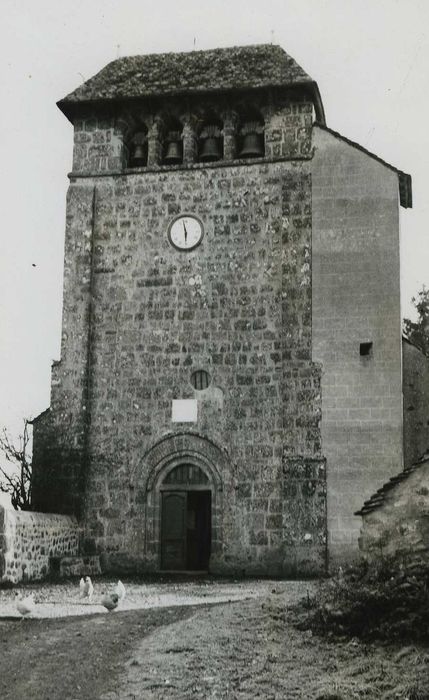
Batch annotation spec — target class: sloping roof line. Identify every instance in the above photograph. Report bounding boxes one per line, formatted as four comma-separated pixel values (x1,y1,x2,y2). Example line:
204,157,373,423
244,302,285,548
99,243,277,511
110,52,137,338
57,44,325,124
402,334,429,357
29,407,50,424
355,451,429,516
314,123,412,209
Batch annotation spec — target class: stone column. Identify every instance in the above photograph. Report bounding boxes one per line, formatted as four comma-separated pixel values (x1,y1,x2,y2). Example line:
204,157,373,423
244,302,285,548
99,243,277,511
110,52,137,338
223,111,239,161
182,118,198,164
147,118,163,166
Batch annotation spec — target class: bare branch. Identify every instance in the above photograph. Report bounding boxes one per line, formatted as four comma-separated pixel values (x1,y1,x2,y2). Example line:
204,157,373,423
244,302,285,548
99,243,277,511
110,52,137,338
0,419,32,510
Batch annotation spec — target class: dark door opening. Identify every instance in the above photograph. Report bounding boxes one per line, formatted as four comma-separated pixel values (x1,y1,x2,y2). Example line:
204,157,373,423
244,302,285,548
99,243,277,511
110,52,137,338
161,490,211,571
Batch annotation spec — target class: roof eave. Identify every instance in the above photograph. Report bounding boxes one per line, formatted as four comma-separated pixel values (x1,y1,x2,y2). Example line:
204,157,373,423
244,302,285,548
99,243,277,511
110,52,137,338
57,79,326,125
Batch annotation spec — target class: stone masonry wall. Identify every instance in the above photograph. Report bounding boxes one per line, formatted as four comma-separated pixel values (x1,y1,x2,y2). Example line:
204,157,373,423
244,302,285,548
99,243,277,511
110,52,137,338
70,91,313,173
31,184,96,516
402,338,429,468
358,459,429,563
0,505,79,583
312,126,403,567
32,96,326,575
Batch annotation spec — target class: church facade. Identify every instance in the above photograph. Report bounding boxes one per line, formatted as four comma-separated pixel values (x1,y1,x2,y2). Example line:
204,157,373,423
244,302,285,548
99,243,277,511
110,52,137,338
31,45,412,575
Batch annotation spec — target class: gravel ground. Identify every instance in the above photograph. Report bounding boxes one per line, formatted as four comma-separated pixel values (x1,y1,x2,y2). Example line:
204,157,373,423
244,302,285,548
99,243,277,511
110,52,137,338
0,577,290,618
1,579,428,699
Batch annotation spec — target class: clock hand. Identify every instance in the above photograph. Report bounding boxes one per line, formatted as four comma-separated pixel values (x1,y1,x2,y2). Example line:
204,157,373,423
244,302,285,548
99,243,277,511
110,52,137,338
183,220,188,243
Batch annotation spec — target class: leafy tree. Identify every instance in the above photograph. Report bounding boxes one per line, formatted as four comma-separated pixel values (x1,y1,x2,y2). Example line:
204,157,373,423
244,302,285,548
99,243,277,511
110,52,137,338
403,286,429,357
0,419,32,510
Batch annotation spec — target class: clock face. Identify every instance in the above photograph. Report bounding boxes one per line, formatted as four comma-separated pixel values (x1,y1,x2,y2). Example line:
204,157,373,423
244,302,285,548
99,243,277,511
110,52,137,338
168,215,204,251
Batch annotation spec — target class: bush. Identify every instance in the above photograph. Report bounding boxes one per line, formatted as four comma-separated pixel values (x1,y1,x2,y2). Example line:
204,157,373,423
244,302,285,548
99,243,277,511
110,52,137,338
292,555,429,642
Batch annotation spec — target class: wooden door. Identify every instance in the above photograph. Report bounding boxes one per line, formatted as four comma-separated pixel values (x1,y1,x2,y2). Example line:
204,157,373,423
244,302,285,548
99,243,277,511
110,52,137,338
161,492,186,570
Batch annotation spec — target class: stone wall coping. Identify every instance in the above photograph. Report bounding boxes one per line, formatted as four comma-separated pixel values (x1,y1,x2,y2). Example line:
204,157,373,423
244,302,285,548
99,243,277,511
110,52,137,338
4,508,78,526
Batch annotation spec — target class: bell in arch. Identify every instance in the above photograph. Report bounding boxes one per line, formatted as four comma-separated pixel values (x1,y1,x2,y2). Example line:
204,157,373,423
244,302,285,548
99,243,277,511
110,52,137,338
130,132,147,167
164,132,183,164
131,144,146,165
199,124,222,162
239,121,264,158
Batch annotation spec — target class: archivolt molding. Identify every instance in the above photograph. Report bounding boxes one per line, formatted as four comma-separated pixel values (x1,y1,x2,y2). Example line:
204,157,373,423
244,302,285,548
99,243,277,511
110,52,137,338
142,431,228,493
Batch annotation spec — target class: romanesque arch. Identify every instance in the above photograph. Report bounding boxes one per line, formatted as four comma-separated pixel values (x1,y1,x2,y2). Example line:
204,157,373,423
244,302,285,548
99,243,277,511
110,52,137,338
141,432,229,570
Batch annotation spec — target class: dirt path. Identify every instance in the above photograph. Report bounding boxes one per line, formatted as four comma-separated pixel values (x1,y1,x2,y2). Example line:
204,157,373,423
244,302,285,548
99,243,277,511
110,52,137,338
1,581,428,699
99,596,429,699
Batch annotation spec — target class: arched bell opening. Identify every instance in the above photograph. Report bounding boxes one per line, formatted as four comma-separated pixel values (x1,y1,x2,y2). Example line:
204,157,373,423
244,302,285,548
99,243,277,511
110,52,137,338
159,463,212,571
198,117,223,162
237,107,265,159
127,126,149,167
162,117,184,165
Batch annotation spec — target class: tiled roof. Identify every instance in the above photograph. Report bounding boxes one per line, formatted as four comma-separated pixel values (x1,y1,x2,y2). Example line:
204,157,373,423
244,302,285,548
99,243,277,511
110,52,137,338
355,451,429,516
314,123,412,209
57,44,325,121
29,407,50,424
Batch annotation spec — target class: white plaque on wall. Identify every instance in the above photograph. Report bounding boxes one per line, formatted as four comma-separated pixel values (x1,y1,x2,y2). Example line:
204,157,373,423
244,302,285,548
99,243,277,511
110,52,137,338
171,399,198,423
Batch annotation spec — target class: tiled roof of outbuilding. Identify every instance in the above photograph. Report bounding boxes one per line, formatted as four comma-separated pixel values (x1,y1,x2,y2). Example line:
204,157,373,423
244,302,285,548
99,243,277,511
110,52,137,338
355,451,429,516
57,44,325,122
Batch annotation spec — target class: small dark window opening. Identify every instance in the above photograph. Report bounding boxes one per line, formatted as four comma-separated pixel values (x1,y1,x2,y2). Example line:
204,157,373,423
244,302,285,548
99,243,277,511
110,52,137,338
360,342,373,357
191,370,210,390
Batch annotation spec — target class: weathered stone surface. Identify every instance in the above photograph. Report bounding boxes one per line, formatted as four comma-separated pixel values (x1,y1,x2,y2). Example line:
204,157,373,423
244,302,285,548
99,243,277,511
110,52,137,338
32,95,324,575
53,555,101,578
0,506,79,583
358,456,429,562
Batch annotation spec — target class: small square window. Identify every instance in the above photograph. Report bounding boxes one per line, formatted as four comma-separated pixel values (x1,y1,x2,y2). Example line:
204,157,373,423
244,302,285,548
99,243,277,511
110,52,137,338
360,342,373,357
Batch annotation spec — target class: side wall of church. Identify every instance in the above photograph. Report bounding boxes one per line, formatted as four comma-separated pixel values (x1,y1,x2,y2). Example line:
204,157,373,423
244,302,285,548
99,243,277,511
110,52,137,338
312,126,403,566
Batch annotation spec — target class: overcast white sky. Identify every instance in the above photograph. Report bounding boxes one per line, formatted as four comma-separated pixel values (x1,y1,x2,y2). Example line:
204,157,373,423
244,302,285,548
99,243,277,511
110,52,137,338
0,0,428,453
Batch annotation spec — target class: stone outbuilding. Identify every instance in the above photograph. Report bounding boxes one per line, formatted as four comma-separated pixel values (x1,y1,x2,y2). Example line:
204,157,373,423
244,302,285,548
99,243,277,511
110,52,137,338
355,452,429,563
30,44,413,577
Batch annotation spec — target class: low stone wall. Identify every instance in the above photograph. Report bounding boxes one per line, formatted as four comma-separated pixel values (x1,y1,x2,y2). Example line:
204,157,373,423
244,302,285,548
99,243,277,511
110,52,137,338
0,505,80,583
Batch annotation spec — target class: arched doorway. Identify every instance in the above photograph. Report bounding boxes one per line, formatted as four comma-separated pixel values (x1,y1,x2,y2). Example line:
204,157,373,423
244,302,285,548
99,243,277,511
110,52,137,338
142,432,226,572
160,463,211,571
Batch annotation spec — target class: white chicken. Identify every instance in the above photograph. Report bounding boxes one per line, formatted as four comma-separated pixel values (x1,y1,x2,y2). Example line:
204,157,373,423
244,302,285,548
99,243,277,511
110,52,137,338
114,580,126,602
79,576,94,600
15,592,35,619
100,591,119,612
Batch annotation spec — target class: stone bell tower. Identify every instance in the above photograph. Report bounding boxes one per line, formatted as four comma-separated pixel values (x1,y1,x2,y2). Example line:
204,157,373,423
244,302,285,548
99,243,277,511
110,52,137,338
32,44,329,576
